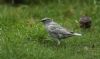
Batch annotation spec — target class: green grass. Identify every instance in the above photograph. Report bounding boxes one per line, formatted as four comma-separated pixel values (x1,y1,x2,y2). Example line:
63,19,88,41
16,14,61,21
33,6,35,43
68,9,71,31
0,1,100,59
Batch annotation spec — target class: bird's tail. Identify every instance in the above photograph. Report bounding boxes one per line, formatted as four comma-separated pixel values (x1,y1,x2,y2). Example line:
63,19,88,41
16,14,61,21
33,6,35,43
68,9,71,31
72,33,82,36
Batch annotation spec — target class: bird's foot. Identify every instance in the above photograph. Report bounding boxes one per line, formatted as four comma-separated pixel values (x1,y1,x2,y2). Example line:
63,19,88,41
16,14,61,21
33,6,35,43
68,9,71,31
57,40,61,46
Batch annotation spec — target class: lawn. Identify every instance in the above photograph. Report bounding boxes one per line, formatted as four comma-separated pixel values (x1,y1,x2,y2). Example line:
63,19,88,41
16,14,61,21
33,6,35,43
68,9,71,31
0,1,100,59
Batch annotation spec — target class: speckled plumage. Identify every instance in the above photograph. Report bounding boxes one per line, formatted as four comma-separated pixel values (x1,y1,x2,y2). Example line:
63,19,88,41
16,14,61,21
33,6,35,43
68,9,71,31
41,18,82,45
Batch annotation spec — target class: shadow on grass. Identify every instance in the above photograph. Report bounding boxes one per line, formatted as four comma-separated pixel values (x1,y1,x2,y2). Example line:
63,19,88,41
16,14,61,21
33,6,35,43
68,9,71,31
25,35,68,49
37,38,68,49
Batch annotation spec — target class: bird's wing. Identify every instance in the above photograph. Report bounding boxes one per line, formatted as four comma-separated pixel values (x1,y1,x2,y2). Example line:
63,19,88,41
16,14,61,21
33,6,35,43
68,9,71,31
47,23,72,35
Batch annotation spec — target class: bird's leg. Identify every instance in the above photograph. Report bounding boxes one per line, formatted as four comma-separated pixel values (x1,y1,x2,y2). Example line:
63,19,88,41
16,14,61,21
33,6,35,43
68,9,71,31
55,39,60,45
57,40,60,45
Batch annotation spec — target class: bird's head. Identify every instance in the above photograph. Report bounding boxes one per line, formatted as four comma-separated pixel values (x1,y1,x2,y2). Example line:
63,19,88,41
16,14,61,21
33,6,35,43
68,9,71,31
41,18,53,24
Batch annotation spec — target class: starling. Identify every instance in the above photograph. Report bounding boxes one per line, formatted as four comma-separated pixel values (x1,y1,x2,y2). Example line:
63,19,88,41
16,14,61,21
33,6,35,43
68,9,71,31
41,18,82,45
